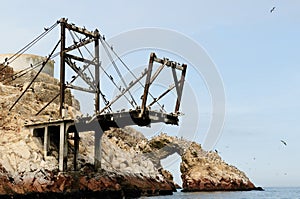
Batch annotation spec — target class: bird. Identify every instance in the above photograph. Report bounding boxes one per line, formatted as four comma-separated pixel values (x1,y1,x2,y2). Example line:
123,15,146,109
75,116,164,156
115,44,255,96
270,6,276,13
44,27,49,31
102,35,105,41
280,140,287,146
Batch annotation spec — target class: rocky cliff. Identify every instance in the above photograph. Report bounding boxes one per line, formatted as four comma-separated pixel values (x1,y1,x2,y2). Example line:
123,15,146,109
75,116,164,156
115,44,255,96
134,133,261,192
0,68,176,198
0,67,260,198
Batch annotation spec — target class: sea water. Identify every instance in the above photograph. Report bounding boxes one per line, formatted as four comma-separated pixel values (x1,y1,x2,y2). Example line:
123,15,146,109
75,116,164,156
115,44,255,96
142,187,300,199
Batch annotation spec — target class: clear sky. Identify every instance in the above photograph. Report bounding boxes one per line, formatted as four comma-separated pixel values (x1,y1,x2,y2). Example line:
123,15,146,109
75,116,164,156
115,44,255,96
1,0,300,187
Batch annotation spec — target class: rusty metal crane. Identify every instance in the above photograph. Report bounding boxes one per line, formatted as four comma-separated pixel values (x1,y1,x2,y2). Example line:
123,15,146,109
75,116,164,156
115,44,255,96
5,18,188,171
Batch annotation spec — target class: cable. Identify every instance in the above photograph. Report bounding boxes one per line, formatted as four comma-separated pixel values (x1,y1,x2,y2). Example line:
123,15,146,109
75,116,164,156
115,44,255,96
2,51,60,84
102,39,166,112
9,39,61,111
0,21,59,73
100,37,137,108
72,31,134,108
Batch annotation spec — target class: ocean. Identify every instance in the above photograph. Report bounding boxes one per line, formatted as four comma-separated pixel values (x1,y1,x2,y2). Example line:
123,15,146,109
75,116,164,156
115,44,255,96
143,187,300,199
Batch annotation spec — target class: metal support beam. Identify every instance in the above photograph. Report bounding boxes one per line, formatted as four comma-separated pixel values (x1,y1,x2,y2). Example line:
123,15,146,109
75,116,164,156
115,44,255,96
175,64,187,112
94,30,100,113
73,130,79,171
66,85,96,93
148,84,176,107
59,122,68,171
43,126,50,158
172,67,181,100
65,23,99,38
65,54,96,66
154,57,184,70
65,38,94,53
59,18,66,117
99,69,147,114
141,53,155,117
149,63,165,84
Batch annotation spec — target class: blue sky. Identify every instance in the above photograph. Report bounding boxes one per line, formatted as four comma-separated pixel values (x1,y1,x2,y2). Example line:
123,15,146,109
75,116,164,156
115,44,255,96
1,1,300,187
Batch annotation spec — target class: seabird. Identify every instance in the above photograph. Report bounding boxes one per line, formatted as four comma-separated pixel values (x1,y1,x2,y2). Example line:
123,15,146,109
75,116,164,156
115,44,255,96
280,140,287,146
44,27,49,31
102,35,105,41
270,7,276,13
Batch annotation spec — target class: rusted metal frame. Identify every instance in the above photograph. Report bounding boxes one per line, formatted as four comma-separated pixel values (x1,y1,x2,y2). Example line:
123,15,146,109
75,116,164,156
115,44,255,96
153,57,184,71
141,53,155,116
149,62,165,85
64,38,94,53
59,19,66,117
66,84,95,93
65,53,96,66
73,130,79,171
65,57,96,91
9,39,61,112
148,84,176,107
175,64,187,112
94,30,100,113
35,65,90,116
101,39,137,107
99,70,148,114
64,23,98,38
171,67,181,103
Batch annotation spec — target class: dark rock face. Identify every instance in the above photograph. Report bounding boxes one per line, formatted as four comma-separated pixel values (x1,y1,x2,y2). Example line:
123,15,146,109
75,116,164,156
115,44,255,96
0,166,175,198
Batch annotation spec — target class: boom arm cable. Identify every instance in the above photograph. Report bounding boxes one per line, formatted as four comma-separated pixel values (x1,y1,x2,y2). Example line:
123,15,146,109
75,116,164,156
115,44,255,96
102,39,166,112
100,37,137,107
9,39,61,111
0,21,59,73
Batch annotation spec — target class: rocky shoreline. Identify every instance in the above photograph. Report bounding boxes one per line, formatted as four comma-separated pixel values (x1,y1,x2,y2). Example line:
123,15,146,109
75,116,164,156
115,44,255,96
0,67,262,198
0,164,175,198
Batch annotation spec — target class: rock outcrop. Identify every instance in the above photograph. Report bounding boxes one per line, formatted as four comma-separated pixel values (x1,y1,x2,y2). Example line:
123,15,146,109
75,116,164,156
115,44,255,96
129,132,260,192
0,67,260,197
0,68,176,197
180,142,259,191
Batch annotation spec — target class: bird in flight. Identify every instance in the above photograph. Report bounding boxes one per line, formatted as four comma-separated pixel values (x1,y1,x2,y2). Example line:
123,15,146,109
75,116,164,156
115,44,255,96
280,140,287,146
270,7,276,13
